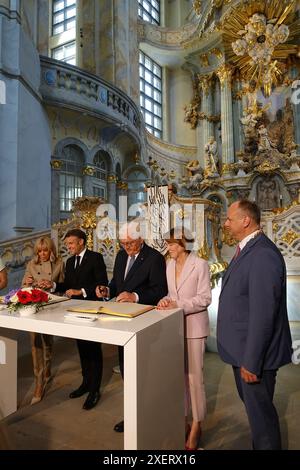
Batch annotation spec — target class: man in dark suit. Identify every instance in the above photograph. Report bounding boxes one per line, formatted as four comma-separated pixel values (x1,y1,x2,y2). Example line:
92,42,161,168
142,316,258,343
96,220,168,432
46,229,108,410
217,200,292,449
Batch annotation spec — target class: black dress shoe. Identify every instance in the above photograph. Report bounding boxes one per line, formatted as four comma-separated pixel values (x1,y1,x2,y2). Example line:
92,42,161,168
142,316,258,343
69,384,89,399
114,420,124,433
82,391,101,410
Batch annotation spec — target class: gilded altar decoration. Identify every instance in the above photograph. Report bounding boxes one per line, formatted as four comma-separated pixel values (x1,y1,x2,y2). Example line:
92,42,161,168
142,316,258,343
280,228,299,245
193,0,202,16
223,0,300,96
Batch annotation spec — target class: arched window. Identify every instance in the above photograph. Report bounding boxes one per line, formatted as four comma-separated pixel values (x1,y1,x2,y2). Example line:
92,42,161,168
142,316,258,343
127,170,147,209
59,145,83,217
93,152,108,199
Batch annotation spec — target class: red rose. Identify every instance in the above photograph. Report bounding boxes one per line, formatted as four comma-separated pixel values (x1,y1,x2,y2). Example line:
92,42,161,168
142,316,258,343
31,289,43,302
17,290,31,304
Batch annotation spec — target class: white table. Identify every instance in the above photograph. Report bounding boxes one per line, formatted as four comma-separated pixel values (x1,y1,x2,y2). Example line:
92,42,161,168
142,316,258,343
0,300,184,449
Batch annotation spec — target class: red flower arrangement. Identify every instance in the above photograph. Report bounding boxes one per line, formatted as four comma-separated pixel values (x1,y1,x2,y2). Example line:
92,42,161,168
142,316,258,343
5,288,49,313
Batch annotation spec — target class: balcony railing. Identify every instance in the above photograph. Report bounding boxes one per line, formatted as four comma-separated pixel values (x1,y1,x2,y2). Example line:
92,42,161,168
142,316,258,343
40,56,143,139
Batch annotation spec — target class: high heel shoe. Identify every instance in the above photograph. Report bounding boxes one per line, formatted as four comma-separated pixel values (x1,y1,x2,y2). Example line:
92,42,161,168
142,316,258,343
30,383,44,405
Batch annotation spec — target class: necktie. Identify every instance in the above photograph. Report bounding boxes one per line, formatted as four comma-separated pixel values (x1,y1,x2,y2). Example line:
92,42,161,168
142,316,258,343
125,256,136,279
233,244,241,260
75,255,81,269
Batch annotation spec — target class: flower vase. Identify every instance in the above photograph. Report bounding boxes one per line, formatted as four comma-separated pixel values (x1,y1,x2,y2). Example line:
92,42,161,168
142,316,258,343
18,304,37,316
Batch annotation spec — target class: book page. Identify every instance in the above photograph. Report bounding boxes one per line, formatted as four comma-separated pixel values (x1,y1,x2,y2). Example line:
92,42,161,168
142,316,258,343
67,301,154,318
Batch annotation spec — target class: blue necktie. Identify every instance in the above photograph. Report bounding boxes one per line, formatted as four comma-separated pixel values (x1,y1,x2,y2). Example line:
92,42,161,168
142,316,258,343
125,256,135,279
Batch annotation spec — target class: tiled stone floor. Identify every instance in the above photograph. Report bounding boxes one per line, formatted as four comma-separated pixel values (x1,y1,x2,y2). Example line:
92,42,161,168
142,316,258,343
0,336,299,450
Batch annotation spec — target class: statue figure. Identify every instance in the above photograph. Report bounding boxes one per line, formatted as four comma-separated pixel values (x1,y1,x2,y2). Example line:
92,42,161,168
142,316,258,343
256,178,280,210
257,124,272,152
184,97,200,129
185,160,203,189
204,136,219,176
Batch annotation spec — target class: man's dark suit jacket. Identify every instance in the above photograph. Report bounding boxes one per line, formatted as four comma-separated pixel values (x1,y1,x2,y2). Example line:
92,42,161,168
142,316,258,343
217,233,292,376
109,243,168,305
56,249,108,299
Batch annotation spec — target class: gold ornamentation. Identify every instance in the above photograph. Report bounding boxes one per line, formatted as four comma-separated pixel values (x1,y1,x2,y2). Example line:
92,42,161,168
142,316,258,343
198,240,210,260
255,160,280,174
280,229,299,245
209,261,228,289
133,153,140,163
216,64,233,88
193,0,202,16
222,0,300,96
272,222,279,232
168,170,176,180
222,227,237,247
83,166,96,176
221,163,234,174
200,54,209,68
198,74,214,96
211,48,223,59
107,174,117,183
72,196,102,214
117,181,128,190
50,159,63,170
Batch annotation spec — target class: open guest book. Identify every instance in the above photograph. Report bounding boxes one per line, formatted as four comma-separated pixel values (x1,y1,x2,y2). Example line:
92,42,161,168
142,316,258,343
67,301,154,318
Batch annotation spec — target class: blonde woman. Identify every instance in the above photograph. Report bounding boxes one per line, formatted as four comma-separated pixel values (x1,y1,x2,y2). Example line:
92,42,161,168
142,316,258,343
157,228,211,450
22,237,64,404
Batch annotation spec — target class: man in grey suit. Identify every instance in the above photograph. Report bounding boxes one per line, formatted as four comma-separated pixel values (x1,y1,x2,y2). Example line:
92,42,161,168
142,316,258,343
217,200,292,450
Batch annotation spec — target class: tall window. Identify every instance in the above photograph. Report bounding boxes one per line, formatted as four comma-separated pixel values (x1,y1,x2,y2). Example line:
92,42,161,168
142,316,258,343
127,170,147,208
138,0,160,25
59,145,83,216
52,41,76,65
52,0,76,35
139,51,162,138
93,152,108,199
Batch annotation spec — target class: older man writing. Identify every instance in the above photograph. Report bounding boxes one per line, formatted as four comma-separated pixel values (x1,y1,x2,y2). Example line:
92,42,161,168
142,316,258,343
96,220,168,432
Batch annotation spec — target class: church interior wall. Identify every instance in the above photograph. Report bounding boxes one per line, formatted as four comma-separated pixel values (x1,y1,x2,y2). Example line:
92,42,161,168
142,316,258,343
167,67,196,146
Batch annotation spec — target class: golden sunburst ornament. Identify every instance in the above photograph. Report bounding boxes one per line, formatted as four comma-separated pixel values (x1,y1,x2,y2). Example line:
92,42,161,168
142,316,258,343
222,0,300,96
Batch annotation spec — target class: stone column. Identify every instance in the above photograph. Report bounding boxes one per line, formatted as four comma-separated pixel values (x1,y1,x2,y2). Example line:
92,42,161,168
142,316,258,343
107,174,117,211
199,74,214,149
216,64,234,175
291,68,300,149
232,79,244,158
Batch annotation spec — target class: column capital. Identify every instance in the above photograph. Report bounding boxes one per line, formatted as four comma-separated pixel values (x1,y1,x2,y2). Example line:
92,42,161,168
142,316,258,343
216,64,234,89
198,73,214,96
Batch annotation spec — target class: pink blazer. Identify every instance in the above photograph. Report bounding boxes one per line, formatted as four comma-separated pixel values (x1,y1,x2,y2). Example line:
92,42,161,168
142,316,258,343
166,253,211,339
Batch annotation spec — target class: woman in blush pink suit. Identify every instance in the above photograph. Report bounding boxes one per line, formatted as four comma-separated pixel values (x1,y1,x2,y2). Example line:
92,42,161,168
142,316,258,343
157,228,211,450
